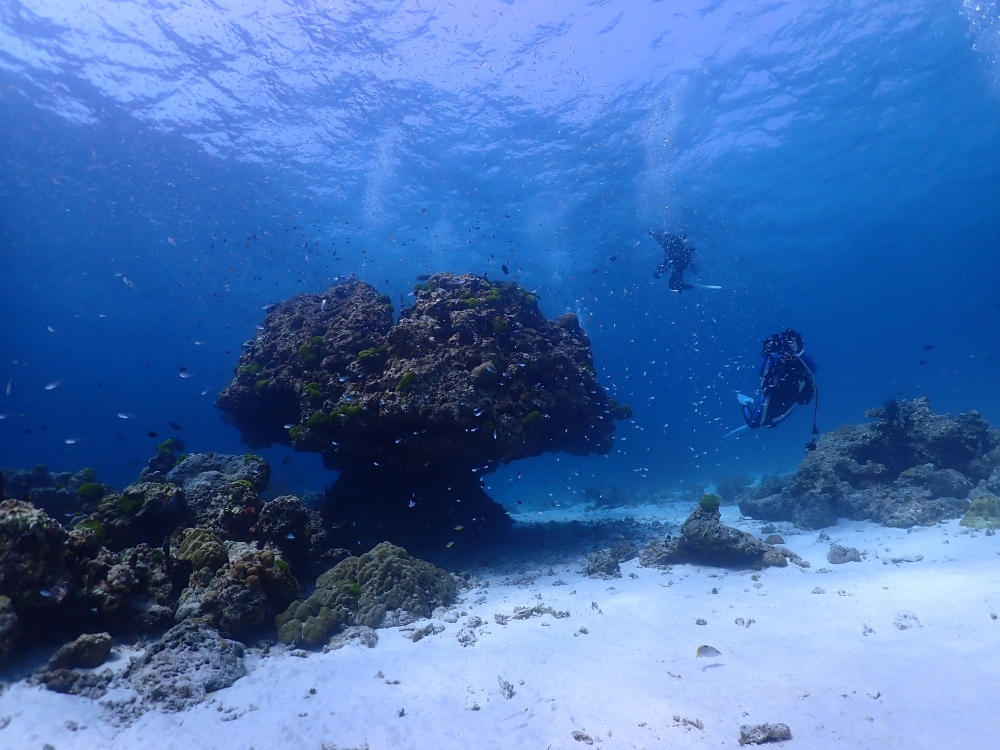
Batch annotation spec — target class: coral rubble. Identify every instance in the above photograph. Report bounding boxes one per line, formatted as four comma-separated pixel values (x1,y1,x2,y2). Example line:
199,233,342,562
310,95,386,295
216,273,626,547
738,397,1000,529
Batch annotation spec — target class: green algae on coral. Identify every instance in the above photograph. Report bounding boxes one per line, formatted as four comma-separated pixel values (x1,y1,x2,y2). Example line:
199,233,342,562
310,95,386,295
77,482,105,504
334,404,364,419
307,411,331,428
396,371,418,391
255,378,271,390
288,425,303,440
699,494,722,513
118,494,143,515
239,362,262,376
492,318,510,335
523,410,543,426
77,519,106,540
357,346,386,361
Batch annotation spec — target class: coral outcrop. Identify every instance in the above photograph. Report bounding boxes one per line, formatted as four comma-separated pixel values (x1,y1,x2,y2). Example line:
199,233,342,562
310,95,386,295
738,397,1000,529
216,274,626,547
275,541,456,646
640,496,806,569
176,547,299,639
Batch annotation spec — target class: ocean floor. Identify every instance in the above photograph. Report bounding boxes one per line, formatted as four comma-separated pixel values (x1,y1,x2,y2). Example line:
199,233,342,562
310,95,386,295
2,504,999,749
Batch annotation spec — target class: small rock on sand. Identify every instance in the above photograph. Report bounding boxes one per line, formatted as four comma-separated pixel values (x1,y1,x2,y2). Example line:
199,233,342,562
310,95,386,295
739,723,792,745
827,544,862,564
572,730,594,744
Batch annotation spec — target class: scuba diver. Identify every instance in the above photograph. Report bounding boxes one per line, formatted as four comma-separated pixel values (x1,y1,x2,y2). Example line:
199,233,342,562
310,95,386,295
731,328,820,450
650,230,698,293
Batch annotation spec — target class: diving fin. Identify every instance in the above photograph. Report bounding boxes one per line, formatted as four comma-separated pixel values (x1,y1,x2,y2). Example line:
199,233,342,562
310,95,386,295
737,393,755,406
724,425,750,439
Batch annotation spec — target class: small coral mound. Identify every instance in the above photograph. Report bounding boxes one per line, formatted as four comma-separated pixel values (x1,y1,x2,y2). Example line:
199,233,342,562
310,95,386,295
640,496,802,570
275,541,456,646
960,493,1000,529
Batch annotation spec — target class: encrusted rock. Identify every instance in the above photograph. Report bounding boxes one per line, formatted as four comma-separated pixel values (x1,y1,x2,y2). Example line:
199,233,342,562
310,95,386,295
122,622,245,711
48,631,113,669
738,398,996,529
0,465,105,519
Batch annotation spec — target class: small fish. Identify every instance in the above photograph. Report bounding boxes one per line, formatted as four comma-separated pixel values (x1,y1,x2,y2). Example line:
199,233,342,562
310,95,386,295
122,276,137,291
168,236,177,246
0,414,6,420
39,589,52,598
168,421,183,430
179,372,194,378
64,438,79,445
454,525,464,531
918,360,926,366
286,533,296,540
320,298,327,311
45,380,63,390
923,344,935,351
284,423,297,429
408,500,416,508
194,341,203,346
446,541,454,548
501,264,509,274
147,431,159,437
696,645,721,658
416,274,431,281
47,325,56,333
117,412,133,419
200,389,209,395
5,378,12,395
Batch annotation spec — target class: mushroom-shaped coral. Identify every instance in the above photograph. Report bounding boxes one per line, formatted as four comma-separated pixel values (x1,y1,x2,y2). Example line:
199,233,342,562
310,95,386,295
216,274,625,547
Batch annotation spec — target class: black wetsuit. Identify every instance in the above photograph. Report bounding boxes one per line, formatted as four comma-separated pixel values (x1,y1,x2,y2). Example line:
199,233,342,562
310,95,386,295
650,231,698,293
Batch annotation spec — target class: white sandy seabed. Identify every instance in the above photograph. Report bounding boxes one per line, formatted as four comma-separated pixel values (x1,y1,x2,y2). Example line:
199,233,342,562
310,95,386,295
2,505,999,750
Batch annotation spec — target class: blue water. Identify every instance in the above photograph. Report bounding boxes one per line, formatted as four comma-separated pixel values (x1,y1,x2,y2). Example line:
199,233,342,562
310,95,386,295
2,0,999,506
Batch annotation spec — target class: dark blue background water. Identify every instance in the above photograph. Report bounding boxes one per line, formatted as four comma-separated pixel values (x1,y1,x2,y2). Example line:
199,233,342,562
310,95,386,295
2,0,999,507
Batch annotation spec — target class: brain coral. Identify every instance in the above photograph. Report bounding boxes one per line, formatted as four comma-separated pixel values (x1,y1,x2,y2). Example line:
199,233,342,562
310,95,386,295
275,541,455,646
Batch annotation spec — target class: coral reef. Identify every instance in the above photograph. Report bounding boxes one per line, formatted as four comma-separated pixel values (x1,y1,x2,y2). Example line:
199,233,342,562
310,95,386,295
216,274,625,547
738,397,999,529
640,497,805,569
275,542,456,646
584,551,621,579
0,465,105,519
